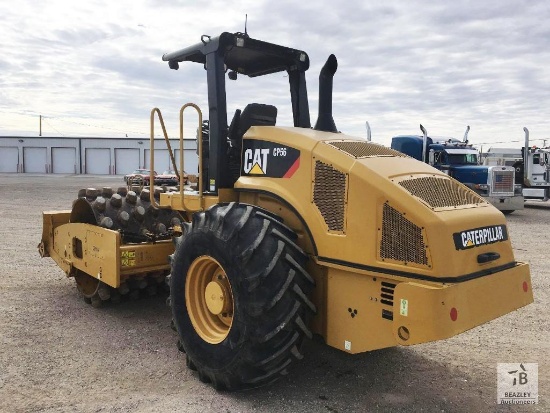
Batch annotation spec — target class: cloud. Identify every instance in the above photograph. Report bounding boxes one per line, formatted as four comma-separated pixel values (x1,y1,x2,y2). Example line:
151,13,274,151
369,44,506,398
1,0,550,146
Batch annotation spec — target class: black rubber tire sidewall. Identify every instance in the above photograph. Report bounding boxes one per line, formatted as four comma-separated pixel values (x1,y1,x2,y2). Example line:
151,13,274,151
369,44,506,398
171,228,247,371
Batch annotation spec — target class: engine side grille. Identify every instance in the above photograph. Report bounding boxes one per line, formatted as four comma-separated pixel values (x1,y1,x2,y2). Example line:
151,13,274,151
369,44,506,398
380,203,428,265
328,141,408,158
398,176,487,208
313,160,347,232
491,169,515,195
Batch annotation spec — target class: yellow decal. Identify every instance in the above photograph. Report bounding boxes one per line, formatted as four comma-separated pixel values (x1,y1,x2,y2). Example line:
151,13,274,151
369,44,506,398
121,250,136,267
249,163,265,175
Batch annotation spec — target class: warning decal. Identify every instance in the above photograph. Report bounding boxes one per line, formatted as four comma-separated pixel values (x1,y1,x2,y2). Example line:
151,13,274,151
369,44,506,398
121,250,136,267
241,140,300,178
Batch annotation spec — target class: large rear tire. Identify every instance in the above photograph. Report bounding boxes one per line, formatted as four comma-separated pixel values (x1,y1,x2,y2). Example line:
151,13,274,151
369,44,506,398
170,202,316,390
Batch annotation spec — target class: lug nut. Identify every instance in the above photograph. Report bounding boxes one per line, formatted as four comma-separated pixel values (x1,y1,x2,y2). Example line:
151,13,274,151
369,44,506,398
101,187,113,198
98,284,111,301
134,206,146,221
93,197,106,212
126,191,137,204
100,217,113,228
118,282,130,295
86,188,99,200
110,194,122,208
90,296,103,308
154,223,167,234
118,210,130,226
140,189,150,202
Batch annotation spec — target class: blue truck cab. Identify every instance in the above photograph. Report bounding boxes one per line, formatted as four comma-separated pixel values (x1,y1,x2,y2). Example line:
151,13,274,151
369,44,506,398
391,132,524,213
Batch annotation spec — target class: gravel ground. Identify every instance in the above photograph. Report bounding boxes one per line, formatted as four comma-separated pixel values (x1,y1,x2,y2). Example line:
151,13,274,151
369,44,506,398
0,174,547,413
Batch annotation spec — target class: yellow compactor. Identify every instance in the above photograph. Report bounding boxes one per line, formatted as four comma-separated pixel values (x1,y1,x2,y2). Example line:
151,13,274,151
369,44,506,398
39,32,533,390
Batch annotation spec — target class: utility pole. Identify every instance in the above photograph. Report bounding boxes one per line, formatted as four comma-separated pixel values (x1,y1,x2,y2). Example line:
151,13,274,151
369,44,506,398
39,115,42,136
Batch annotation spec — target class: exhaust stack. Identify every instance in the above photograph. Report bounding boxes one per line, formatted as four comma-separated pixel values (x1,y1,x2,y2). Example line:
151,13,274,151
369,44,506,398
463,125,470,142
524,127,529,181
420,124,428,163
365,121,372,141
314,54,338,132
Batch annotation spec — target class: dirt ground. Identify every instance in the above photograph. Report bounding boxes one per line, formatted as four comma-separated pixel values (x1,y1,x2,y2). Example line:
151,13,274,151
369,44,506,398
0,174,547,413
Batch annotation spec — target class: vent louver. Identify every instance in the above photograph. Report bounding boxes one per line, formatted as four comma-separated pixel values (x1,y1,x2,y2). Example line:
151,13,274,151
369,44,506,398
313,160,346,232
328,141,408,158
398,176,486,209
381,281,396,321
380,203,428,265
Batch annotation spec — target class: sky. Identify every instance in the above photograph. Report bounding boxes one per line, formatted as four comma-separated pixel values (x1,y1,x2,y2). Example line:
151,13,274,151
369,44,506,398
1,0,550,148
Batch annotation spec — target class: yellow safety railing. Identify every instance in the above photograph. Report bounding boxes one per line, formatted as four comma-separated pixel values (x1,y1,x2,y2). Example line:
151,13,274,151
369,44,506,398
149,108,172,209
149,105,204,211
179,103,203,211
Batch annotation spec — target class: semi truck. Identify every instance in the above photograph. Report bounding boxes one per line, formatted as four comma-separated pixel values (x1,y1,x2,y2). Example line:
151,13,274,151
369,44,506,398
484,127,550,201
391,125,524,214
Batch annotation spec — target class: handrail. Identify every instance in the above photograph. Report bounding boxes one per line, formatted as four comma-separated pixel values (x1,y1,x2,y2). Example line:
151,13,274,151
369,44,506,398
149,105,204,212
149,108,173,209
179,103,204,212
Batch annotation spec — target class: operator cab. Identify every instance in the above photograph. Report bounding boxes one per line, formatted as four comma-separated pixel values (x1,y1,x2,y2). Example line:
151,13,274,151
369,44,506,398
163,31,338,194
163,32,312,193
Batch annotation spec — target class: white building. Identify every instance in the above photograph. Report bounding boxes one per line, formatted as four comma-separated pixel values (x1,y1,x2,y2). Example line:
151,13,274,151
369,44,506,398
0,136,198,175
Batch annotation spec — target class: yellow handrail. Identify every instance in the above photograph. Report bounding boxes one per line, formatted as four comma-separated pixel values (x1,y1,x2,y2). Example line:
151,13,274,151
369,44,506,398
179,103,203,212
148,104,204,212
149,108,173,209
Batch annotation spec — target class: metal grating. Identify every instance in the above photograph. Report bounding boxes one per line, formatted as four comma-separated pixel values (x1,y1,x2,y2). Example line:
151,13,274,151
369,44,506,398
398,176,486,208
328,141,408,158
313,160,346,231
380,203,428,265
491,169,514,194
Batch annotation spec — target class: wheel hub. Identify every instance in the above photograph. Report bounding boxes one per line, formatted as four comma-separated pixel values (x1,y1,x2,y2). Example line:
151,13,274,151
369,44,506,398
204,278,231,315
186,256,234,344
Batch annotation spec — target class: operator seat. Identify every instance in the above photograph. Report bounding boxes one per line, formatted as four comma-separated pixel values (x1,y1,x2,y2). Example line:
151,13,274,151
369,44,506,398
228,103,277,150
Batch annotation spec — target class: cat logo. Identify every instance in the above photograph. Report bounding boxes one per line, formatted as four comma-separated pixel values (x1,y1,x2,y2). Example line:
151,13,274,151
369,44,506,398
243,148,270,175
241,140,300,178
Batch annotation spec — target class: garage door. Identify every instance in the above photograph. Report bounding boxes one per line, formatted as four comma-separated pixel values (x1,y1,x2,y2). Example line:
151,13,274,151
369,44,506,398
174,149,199,174
0,147,19,172
52,147,77,174
23,147,47,173
115,148,139,175
85,148,111,174
144,149,170,172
